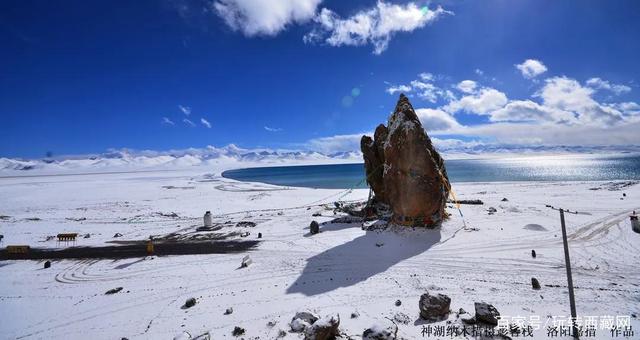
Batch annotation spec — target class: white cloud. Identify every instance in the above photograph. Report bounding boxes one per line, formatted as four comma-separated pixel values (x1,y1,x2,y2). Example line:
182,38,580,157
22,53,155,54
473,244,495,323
488,100,575,123
305,2,452,54
538,76,623,125
183,118,196,127
200,118,211,128
410,80,441,103
213,0,322,36
418,72,435,82
161,117,175,125
306,132,365,153
456,80,477,94
585,77,631,95
386,73,449,103
444,87,508,115
515,59,547,79
443,120,640,147
386,84,411,95
608,101,640,116
264,126,283,132
415,108,462,131
178,105,191,116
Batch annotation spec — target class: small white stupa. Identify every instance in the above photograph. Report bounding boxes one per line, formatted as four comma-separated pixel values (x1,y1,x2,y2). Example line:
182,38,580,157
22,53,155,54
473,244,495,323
203,211,213,227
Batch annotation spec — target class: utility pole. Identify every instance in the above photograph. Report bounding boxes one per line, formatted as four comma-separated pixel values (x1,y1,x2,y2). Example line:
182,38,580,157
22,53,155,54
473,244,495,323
545,204,579,339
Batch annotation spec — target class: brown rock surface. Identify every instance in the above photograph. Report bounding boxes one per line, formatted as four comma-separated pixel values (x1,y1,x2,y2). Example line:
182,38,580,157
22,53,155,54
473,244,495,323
361,94,449,227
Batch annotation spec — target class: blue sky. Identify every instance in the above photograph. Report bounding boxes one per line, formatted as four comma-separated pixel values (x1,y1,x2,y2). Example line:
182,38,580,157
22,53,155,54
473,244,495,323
1,0,639,158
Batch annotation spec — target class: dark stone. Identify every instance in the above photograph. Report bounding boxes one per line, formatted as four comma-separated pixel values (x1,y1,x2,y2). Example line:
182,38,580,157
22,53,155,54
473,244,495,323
419,292,451,320
532,278,541,290
113,233,123,238
474,302,500,325
395,299,402,306
224,307,233,315
361,126,387,204
232,326,245,336
310,221,320,234
236,221,256,228
184,297,197,308
451,199,483,205
305,314,340,340
258,232,262,238
363,323,397,340
44,260,51,269
531,249,537,258
291,311,319,333
105,287,123,295
361,95,449,227
501,197,509,201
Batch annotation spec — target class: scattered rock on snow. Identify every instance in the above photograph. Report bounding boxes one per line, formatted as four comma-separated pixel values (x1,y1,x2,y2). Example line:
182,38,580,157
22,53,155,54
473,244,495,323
113,233,123,238
241,255,252,268
232,326,245,336
351,312,360,319
290,311,319,332
458,308,475,324
501,197,509,202
309,220,320,234
395,299,402,306
236,221,256,228
159,212,179,218
531,249,537,258
487,207,497,214
393,312,411,324
183,297,197,309
224,307,233,315
450,199,484,205
305,314,340,340
105,287,123,295
44,260,51,269
419,292,451,320
363,323,398,340
531,278,541,290
474,302,500,325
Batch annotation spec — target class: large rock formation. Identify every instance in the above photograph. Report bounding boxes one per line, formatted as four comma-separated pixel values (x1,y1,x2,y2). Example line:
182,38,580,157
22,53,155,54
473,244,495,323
361,94,449,227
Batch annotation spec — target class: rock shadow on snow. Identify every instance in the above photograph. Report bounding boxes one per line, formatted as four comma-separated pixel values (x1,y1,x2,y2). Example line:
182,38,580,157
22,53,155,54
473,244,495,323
287,227,441,296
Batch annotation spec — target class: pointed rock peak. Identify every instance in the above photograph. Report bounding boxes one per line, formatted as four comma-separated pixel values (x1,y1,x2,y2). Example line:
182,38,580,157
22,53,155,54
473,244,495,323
388,94,421,133
395,93,413,110
361,94,450,228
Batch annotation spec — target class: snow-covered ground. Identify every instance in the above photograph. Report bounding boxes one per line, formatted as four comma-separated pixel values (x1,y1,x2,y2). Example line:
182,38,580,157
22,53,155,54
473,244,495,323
0,165,639,339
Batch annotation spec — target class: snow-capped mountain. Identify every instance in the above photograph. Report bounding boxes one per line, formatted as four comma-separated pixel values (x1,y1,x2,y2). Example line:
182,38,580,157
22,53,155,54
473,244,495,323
0,144,363,175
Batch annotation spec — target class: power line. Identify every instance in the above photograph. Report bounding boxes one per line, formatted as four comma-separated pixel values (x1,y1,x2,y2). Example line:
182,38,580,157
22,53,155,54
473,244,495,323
545,204,579,339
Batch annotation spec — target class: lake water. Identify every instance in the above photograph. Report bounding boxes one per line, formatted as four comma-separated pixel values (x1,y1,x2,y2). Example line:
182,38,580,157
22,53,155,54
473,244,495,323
222,154,640,189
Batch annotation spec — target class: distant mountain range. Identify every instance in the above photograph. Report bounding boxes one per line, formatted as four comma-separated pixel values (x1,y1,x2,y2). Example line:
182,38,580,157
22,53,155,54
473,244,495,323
2,143,639,175
0,144,363,174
